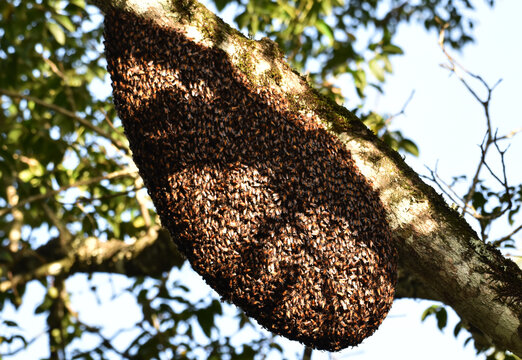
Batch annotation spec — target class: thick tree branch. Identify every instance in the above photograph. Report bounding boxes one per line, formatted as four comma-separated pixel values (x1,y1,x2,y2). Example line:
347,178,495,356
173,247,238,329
0,228,185,293
83,0,522,355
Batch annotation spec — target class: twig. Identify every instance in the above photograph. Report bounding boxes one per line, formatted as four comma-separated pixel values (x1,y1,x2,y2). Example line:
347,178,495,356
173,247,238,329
99,107,125,136
483,140,511,210
493,223,522,247
42,55,78,112
421,163,465,210
495,127,522,141
63,301,131,358
135,177,152,228
42,203,74,245
386,90,415,125
0,168,138,217
0,331,47,357
0,88,129,154
56,188,139,206
302,346,312,360
438,27,504,218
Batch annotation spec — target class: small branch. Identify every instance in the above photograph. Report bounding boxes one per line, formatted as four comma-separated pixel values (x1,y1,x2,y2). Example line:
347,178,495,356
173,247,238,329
438,27,504,219
0,168,138,217
495,126,522,141
421,164,465,211
493,223,522,247
0,257,73,293
0,331,46,357
56,188,139,206
386,90,415,125
48,276,67,360
6,185,23,253
99,107,125,136
42,203,74,246
41,55,78,112
0,225,181,292
461,136,487,217
135,177,152,228
0,88,129,154
302,346,312,360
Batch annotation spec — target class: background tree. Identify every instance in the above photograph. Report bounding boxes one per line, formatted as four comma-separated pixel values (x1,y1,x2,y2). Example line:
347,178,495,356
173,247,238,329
0,0,520,359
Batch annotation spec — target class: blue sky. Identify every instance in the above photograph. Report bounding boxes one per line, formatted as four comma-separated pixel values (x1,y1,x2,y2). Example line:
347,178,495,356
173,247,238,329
2,1,521,359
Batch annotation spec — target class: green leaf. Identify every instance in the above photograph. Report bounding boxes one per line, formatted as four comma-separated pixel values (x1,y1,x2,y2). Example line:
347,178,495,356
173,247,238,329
382,44,404,54
421,305,448,331
435,308,448,330
352,69,367,97
7,127,23,143
369,58,385,82
46,22,66,45
53,14,75,33
196,309,214,338
472,192,487,210
3,320,19,328
453,321,463,337
315,19,334,45
0,249,14,263
345,31,356,42
363,112,385,133
421,304,438,321
400,139,419,156
382,55,393,73
69,0,86,8
214,0,230,11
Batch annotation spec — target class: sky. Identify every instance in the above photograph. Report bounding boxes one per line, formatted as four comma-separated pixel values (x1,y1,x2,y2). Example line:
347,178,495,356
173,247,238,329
2,0,521,359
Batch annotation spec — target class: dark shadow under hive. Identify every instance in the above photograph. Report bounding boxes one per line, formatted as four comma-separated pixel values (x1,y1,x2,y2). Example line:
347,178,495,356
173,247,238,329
104,9,398,351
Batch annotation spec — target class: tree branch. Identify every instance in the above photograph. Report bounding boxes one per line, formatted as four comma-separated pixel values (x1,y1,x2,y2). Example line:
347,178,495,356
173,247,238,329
82,1,522,355
0,88,129,154
6,185,23,253
1,227,185,293
0,168,138,217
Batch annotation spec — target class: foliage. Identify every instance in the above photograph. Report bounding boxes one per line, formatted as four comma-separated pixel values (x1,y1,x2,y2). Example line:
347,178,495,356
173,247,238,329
220,0,491,154
2,0,521,359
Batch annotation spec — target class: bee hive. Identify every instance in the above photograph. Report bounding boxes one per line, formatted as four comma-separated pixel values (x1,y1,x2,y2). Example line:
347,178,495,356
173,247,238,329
104,9,397,351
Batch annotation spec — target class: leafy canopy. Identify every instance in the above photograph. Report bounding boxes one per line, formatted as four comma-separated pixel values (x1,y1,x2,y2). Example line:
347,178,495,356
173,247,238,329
0,0,500,359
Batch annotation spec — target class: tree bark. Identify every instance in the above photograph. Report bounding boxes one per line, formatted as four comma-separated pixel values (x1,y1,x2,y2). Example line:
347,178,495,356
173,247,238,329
81,0,521,355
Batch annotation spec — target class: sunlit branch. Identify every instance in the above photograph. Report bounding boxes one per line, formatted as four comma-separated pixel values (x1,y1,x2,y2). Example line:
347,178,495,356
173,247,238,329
495,126,522,141
0,257,72,292
6,185,23,253
99,107,125,136
135,177,152,228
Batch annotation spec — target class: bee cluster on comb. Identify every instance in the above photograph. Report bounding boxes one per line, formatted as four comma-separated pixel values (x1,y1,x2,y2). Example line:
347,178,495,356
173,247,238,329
104,8,397,351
